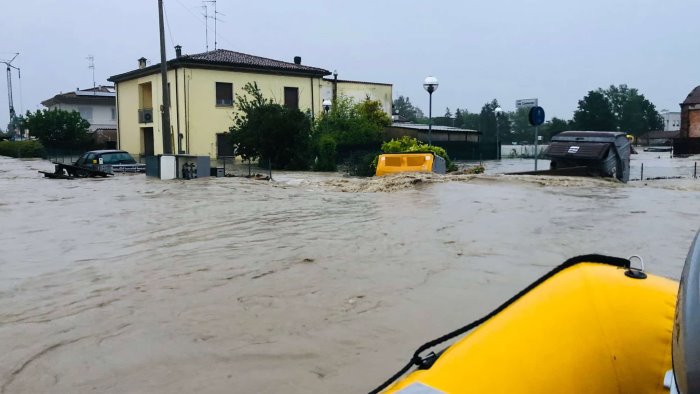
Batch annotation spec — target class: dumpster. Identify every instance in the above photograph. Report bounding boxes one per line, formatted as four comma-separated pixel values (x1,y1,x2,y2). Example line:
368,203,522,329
544,131,631,182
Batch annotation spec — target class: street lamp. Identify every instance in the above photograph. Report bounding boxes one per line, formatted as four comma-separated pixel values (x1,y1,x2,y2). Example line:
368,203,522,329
423,76,439,145
322,99,332,114
495,106,503,160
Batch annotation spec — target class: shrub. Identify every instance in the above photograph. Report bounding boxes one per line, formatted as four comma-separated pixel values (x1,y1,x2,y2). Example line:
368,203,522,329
0,140,46,158
381,136,458,172
314,135,337,171
230,83,313,170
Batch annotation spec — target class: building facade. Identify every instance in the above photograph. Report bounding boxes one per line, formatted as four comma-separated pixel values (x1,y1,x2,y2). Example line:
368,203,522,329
320,78,392,115
680,86,700,138
108,47,392,158
41,86,116,132
660,110,681,131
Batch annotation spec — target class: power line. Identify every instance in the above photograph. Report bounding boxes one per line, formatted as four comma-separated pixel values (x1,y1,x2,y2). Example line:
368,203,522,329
163,1,176,49
171,0,235,51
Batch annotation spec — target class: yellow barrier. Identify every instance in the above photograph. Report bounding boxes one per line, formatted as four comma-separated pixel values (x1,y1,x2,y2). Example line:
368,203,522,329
375,153,436,176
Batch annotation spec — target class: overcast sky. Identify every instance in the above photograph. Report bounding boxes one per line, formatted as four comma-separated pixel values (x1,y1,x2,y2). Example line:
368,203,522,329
2,0,698,127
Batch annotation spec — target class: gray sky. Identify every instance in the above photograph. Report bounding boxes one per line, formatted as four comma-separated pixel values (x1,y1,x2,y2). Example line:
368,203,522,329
2,0,698,128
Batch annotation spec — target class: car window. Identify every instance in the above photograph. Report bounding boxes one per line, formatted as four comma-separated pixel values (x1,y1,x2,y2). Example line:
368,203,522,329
101,152,136,164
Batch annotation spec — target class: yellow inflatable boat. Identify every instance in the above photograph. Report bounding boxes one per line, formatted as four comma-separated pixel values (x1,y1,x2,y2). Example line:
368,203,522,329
373,255,679,394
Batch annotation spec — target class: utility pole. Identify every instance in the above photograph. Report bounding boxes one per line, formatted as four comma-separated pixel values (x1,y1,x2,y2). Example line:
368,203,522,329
158,0,172,154
2,53,20,135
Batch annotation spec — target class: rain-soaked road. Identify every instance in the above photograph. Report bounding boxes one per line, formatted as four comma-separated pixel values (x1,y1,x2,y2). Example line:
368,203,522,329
1,155,699,393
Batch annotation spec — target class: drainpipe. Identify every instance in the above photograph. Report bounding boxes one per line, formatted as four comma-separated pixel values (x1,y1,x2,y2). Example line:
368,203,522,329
332,70,338,110
310,77,315,118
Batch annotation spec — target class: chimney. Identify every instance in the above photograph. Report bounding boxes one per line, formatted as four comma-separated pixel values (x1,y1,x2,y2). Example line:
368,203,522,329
293,56,301,65
175,45,182,58
138,57,147,69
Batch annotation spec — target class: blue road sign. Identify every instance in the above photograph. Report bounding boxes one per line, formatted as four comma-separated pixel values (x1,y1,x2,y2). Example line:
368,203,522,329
528,106,545,126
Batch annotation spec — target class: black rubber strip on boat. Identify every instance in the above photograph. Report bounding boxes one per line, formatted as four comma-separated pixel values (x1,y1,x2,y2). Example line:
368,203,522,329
367,254,631,394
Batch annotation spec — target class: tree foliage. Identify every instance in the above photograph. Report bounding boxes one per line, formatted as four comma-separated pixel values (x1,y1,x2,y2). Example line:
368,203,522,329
229,82,313,170
381,136,457,172
573,85,663,135
22,109,91,149
313,96,388,171
392,96,419,122
573,90,617,131
477,99,511,143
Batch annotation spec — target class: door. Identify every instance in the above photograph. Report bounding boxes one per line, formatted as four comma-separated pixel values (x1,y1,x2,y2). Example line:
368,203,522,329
217,133,234,158
142,127,154,156
284,87,299,109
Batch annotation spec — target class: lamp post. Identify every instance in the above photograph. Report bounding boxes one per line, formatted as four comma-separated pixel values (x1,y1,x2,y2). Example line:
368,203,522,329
423,76,439,145
495,106,503,160
322,99,331,114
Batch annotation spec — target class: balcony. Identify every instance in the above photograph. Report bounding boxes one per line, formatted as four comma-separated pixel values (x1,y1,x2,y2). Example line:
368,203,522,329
138,108,154,124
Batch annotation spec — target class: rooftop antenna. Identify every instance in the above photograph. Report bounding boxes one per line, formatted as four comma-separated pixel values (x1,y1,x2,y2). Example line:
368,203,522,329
201,2,209,51
204,0,224,50
86,55,96,92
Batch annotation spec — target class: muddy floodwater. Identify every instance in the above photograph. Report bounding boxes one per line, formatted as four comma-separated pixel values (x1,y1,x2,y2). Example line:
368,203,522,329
1,154,700,393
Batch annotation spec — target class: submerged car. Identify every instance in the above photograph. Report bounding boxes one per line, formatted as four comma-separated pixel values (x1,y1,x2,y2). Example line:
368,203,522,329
74,150,146,174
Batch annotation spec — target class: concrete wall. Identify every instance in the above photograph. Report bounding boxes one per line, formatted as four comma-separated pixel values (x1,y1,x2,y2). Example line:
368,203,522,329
116,67,323,157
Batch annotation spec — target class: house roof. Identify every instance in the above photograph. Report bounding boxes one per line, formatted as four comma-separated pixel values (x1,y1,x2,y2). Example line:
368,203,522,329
682,85,700,105
390,122,479,134
323,77,392,87
108,49,332,83
639,130,680,139
42,87,116,107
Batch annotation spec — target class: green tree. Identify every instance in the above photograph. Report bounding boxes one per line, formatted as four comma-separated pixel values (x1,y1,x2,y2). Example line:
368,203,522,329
603,85,663,136
573,91,617,131
540,117,570,141
574,85,663,136
507,108,532,144
22,109,91,149
229,82,313,170
462,111,480,131
355,97,391,128
479,99,503,143
392,96,418,122
313,95,388,172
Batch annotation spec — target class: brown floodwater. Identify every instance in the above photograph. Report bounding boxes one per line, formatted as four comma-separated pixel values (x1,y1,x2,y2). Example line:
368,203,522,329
1,156,700,393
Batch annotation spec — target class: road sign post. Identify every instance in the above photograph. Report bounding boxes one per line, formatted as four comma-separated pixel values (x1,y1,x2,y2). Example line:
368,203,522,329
528,106,546,171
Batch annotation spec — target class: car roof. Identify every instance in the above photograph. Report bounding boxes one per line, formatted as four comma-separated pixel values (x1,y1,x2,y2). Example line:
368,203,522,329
84,150,130,155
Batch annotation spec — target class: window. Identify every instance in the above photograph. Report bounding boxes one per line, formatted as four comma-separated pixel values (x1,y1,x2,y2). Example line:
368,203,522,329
78,106,93,121
111,108,116,120
216,82,233,106
284,87,299,109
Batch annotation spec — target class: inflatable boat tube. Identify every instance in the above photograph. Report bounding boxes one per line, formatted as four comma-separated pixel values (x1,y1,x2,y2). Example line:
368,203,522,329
381,256,678,394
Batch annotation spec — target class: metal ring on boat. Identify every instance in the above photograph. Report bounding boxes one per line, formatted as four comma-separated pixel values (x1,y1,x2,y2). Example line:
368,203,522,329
625,255,647,279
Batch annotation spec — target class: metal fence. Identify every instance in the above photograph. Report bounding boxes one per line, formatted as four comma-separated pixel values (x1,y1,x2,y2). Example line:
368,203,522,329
630,162,699,181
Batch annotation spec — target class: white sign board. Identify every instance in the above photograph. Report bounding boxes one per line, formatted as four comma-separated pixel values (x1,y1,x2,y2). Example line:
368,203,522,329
516,98,538,109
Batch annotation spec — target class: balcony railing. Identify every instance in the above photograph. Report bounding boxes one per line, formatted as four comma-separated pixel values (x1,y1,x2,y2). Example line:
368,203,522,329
138,108,154,124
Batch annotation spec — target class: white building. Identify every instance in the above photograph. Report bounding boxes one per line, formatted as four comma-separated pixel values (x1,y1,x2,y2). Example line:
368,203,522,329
41,86,117,146
660,110,681,131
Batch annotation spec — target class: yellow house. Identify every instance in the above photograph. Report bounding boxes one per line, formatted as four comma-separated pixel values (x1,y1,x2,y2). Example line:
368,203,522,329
108,46,392,158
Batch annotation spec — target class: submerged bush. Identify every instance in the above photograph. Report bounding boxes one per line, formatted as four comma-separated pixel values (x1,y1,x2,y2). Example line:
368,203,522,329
0,140,46,158
381,136,458,172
